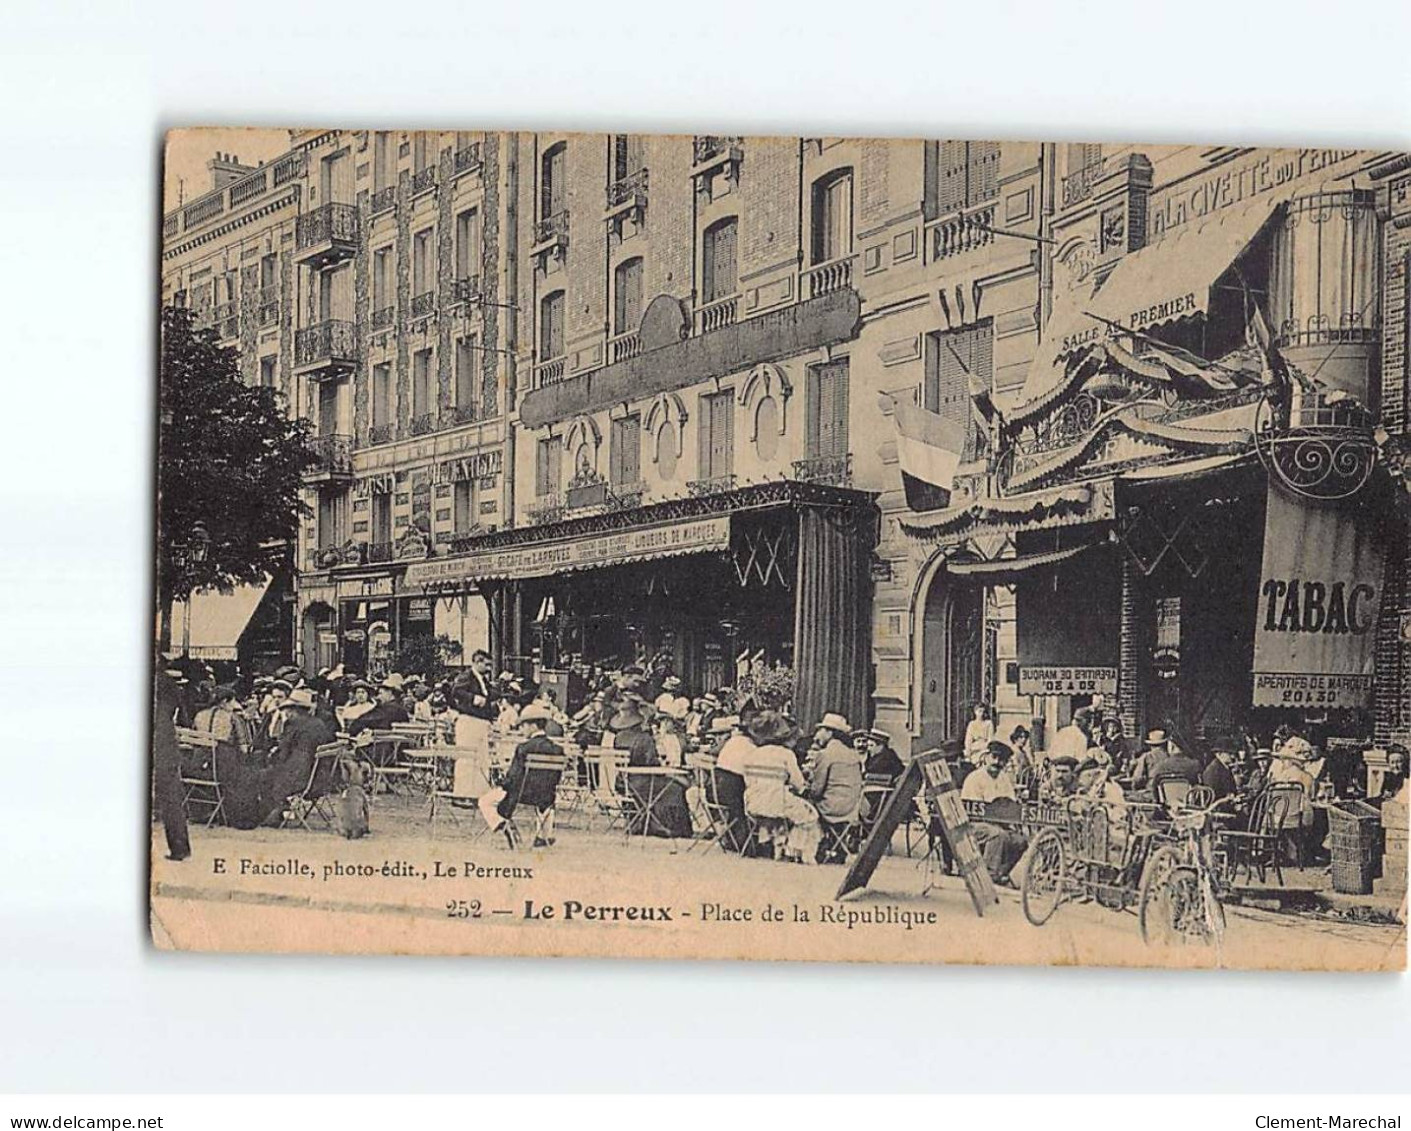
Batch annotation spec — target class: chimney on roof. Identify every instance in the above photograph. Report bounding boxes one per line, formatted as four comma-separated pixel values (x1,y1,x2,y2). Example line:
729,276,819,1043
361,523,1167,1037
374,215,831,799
208,151,257,192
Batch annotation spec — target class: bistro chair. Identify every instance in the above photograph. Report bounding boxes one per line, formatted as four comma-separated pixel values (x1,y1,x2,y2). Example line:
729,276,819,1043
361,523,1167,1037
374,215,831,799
739,762,791,860
363,730,416,797
818,810,860,865
500,750,568,848
175,726,224,828
1265,782,1311,869
279,741,347,832
428,746,496,838
583,747,638,837
1153,776,1194,813
1219,787,1294,886
856,773,898,850
552,741,590,827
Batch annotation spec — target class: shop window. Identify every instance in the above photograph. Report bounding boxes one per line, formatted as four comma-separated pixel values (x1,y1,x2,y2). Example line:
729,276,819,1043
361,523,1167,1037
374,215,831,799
656,421,679,480
698,389,734,481
536,435,563,497
806,360,849,458
924,321,992,456
610,415,641,485
613,258,644,337
371,363,392,431
926,141,1000,218
811,168,853,265
540,142,566,219
539,290,565,360
412,348,432,418
702,217,738,304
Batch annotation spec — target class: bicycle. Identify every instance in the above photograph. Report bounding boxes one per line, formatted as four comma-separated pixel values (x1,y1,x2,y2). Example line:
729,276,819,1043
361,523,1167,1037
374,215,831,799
1137,796,1236,947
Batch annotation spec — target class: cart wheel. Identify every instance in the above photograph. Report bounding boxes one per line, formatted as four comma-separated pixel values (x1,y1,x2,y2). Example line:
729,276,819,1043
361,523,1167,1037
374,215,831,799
1021,829,1066,926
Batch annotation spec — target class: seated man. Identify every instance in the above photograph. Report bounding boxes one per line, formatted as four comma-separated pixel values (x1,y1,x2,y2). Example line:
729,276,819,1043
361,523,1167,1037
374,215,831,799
1201,737,1240,800
806,713,864,863
1039,755,1079,803
477,704,563,848
960,741,1029,886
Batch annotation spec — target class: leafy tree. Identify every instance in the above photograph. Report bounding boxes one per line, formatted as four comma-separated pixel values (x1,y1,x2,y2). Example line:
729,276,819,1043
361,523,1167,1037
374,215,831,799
392,634,466,683
157,306,315,645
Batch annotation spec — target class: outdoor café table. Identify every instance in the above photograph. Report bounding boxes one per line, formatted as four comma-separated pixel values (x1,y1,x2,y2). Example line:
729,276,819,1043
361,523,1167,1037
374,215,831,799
618,765,692,841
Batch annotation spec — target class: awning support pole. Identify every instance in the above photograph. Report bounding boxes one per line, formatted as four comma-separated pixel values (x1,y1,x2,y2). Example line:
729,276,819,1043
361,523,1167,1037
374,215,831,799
1119,554,1144,742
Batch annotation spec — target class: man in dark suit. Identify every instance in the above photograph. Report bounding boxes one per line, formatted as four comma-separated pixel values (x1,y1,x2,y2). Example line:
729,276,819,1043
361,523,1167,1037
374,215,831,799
346,676,411,737
259,688,335,825
153,667,191,861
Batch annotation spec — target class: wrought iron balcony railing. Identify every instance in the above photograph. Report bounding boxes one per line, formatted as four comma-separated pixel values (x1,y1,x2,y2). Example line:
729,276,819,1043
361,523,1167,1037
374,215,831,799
687,474,737,498
367,541,394,564
368,423,395,445
258,287,278,327
409,413,436,436
792,452,852,487
452,403,481,425
213,301,239,340
371,305,395,331
606,167,649,211
303,433,354,479
454,143,482,175
533,210,570,249
294,319,356,373
525,494,567,526
692,135,743,167
411,166,437,196
453,276,481,305
411,291,436,319
370,185,396,215
296,202,359,251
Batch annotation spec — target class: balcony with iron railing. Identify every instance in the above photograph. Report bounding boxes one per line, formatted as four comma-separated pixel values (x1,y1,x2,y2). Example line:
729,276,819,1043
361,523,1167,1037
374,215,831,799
409,412,436,436
926,201,996,261
452,403,482,425
791,452,852,487
293,319,357,378
411,165,437,196
533,210,570,255
371,305,395,331
525,494,567,526
803,255,855,299
535,356,567,387
258,287,278,327
452,276,481,306
213,301,239,341
454,142,482,176
692,135,744,176
302,433,354,484
1061,157,1105,208
687,473,738,497
294,202,360,267
605,168,649,216
367,541,394,564
370,185,396,215
695,293,740,335
368,423,395,445
608,329,642,364
410,291,436,319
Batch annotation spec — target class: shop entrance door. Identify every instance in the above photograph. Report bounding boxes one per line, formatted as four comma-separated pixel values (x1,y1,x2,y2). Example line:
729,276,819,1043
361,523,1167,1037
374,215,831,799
919,574,983,751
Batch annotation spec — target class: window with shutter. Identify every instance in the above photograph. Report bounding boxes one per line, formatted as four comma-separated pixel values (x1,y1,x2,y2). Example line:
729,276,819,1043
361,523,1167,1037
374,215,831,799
372,494,392,544
702,391,733,480
968,141,1000,205
454,480,474,532
613,258,643,336
413,349,432,418
925,322,993,453
536,436,563,497
455,338,476,411
702,217,738,303
541,144,565,218
455,209,479,280
932,141,1000,213
613,135,643,182
540,291,565,360
807,361,850,458
372,364,391,430
611,416,641,486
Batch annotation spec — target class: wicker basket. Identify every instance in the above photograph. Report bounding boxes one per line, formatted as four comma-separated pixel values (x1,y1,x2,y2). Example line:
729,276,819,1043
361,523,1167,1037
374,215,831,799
1328,800,1382,895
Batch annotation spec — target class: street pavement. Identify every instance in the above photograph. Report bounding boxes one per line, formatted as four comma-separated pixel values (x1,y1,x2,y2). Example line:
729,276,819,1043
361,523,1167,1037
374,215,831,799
150,798,1406,972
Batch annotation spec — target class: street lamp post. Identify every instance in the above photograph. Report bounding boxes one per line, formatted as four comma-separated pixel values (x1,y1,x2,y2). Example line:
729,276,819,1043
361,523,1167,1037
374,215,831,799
173,521,211,659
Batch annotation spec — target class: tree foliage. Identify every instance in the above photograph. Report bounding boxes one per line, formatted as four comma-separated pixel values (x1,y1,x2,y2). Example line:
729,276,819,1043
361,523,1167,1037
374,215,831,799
392,634,466,683
157,306,314,604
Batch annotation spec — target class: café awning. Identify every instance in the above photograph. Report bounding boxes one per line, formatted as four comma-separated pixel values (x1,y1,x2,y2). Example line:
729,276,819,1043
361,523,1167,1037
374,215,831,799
945,540,1104,585
1012,198,1283,422
169,577,271,660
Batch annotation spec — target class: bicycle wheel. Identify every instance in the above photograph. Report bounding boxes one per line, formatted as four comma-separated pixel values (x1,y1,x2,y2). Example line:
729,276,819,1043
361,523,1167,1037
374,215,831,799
1140,860,1225,947
1021,828,1066,926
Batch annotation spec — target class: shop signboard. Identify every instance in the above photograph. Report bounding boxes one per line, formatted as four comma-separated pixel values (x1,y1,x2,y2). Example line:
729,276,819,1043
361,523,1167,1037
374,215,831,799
1252,488,1383,709
405,515,732,586
1018,666,1118,697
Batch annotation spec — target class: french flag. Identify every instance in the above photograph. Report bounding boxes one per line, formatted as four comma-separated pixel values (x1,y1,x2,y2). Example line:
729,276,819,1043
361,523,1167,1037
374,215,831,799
891,396,969,512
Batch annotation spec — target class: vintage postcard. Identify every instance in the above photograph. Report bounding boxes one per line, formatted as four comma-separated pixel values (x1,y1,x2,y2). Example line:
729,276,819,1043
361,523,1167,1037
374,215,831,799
152,128,1408,970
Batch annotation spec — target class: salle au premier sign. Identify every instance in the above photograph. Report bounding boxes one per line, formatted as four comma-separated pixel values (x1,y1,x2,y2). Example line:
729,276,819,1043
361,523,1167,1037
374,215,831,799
1018,666,1118,696
405,516,732,586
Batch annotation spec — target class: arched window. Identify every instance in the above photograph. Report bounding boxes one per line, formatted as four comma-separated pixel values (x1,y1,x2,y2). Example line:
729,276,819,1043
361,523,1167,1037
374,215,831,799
540,142,566,220
754,396,780,460
656,420,679,481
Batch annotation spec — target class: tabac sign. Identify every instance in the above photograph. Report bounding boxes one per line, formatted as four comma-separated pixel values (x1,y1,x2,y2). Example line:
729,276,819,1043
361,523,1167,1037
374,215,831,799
404,515,732,586
1252,488,1384,709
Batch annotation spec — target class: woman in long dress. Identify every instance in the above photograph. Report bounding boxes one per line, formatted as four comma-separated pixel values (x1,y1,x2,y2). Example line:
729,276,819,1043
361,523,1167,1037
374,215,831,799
741,711,821,863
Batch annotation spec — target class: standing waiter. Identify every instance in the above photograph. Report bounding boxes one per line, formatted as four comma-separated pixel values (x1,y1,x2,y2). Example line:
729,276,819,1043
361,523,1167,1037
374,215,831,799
450,649,498,799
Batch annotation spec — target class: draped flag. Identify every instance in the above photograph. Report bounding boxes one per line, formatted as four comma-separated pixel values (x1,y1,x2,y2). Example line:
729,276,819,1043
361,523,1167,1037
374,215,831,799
892,396,970,511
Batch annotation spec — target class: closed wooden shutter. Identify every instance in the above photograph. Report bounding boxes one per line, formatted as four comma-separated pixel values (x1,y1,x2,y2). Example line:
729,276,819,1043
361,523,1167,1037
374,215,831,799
699,392,733,480
808,361,850,457
456,338,475,409
541,292,564,359
611,416,640,485
536,439,551,496
541,145,565,217
936,141,968,214
704,219,737,302
968,141,1000,204
454,480,473,531
614,259,642,335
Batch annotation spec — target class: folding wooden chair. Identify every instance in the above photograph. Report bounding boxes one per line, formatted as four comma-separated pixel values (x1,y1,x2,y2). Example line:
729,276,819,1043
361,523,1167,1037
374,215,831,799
583,746,639,837
363,730,417,795
428,746,496,838
818,812,860,864
500,750,569,848
280,741,347,831
175,726,223,827
552,742,590,827
739,762,791,859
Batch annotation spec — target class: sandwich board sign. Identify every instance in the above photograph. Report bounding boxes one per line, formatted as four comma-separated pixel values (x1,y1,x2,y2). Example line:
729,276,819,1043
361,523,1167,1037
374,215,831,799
836,749,997,916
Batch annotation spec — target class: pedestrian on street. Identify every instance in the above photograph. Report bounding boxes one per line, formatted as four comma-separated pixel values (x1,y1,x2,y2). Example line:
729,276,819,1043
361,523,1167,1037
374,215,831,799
152,668,191,861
